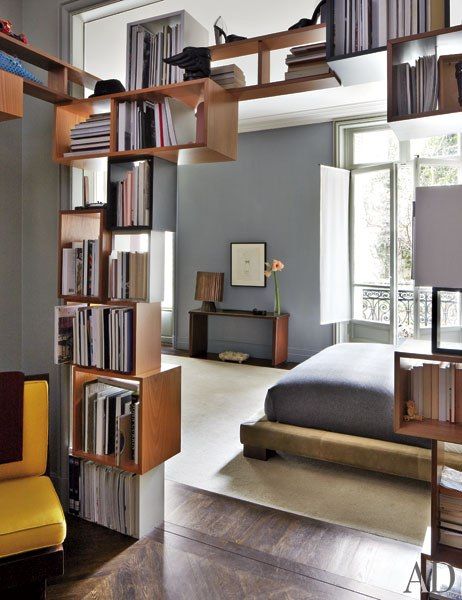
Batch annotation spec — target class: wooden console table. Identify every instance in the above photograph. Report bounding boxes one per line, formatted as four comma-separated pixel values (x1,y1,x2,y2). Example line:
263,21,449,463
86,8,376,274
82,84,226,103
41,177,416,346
189,309,290,366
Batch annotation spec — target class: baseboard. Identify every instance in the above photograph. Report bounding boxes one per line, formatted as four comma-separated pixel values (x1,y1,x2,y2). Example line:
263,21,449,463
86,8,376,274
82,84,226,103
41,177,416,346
175,337,321,363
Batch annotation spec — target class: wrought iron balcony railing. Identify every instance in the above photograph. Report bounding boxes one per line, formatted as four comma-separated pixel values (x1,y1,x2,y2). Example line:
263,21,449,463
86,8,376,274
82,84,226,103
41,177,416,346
358,286,459,335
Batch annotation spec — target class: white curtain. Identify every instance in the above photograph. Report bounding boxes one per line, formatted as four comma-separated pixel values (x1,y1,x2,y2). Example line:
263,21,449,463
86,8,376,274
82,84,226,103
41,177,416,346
320,165,351,325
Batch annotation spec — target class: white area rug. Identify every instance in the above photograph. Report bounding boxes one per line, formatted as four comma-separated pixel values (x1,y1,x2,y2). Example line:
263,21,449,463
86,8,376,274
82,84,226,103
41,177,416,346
163,354,430,545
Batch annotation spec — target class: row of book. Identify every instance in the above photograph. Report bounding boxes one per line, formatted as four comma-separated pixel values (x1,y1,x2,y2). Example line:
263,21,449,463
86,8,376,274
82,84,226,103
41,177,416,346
285,42,329,81
80,378,139,465
210,64,245,89
117,99,177,151
69,457,139,536
392,54,438,116
440,466,462,550
110,160,151,227
406,362,462,422
73,305,134,373
109,251,149,301
127,23,182,90
62,240,100,297
332,0,444,56
333,0,387,55
65,113,111,157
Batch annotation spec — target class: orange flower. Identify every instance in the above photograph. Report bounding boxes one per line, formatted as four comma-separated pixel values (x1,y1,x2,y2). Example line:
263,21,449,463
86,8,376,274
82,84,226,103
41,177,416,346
272,260,284,271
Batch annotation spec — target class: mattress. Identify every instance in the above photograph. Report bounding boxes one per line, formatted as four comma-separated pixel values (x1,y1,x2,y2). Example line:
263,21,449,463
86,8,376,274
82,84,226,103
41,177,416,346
265,343,430,449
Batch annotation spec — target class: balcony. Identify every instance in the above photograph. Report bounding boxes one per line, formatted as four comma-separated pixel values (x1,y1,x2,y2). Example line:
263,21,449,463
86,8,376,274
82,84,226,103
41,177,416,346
356,285,460,337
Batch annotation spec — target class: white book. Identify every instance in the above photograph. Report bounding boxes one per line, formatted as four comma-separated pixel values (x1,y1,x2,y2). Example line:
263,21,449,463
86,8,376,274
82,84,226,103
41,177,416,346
95,394,106,455
118,102,126,151
164,98,177,146
448,364,456,423
62,248,76,295
439,363,449,421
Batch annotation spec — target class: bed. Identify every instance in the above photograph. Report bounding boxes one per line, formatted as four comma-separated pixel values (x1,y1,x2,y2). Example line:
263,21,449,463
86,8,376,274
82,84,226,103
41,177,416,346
240,343,462,481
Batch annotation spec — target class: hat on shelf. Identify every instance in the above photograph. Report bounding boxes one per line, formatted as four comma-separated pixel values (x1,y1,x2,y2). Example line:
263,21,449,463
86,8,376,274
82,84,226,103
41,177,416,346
89,79,126,97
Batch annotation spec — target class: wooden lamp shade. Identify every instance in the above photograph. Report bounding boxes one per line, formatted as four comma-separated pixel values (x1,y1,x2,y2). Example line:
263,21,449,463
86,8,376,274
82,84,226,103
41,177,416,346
195,271,224,312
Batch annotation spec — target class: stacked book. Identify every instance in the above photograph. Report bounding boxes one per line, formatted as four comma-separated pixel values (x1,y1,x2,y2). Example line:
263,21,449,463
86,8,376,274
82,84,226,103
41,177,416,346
80,378,140,465
127,23,182,89
439,466,462,550
69,457,139,536
393,55,438,116
285,43,329,80
118,99,177,150
406,361,462,422
62,240,100,297
65,113,111,156
112,161,151,228
210,64,246,89
109,251,149,301
73,305,134,373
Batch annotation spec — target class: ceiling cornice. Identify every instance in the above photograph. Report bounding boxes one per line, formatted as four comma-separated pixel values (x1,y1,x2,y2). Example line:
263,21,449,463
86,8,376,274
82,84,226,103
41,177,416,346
238,100,387,133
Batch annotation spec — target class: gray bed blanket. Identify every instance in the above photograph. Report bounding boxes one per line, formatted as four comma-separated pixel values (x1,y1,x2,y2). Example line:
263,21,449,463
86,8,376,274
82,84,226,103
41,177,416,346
265,343,430,449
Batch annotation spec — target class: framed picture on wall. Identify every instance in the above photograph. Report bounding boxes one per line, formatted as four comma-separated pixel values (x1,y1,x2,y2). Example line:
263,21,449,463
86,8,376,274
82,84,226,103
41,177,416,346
230,242,266,287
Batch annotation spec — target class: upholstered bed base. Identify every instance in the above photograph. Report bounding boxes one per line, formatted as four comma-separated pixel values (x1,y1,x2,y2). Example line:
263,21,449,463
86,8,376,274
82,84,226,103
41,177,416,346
240,417,462,482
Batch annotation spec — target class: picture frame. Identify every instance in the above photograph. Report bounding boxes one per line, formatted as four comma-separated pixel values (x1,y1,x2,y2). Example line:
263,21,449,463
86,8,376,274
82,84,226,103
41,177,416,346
432,287,462,356
230,242,266,287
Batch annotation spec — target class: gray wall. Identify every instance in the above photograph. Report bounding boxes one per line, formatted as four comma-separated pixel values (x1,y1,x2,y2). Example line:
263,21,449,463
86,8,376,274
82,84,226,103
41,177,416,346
0,0,22,370
176,123,334,362
0,0,64,492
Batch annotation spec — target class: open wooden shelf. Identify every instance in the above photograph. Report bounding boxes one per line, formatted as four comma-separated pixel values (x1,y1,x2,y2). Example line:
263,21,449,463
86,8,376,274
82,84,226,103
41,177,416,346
70,301,162,376
71,362,181,475
0,29,99,102
53,78,238,168
58,208,111,304
394,341,462,442
209,24,337,100
209,24,326,60
229,72,340,101
388,24,462,140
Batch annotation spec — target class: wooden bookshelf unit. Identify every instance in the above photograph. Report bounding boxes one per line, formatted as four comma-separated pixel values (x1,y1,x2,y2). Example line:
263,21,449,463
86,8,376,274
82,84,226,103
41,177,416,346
388,25,462,140
71,301,162,376
395,342,462,596
0,30,99,105
71,363,181,475
0,71,23,121
394,340,462,443
58,208,111,303
53,78,238,168
209,24,340,101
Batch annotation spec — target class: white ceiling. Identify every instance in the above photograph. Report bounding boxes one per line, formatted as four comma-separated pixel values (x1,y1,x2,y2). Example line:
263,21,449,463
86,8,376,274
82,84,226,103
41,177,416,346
82,0,387,131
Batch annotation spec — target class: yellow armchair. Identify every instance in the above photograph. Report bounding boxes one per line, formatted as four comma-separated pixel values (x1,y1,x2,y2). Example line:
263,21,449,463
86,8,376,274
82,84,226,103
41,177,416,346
0,379,66,598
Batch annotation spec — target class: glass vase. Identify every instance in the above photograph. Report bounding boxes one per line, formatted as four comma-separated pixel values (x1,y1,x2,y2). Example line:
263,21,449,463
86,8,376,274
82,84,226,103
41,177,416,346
273,271,281,316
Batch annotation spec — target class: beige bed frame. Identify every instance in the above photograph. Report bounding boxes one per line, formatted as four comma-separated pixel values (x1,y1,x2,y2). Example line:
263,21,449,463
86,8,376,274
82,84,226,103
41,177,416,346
241,417,462,482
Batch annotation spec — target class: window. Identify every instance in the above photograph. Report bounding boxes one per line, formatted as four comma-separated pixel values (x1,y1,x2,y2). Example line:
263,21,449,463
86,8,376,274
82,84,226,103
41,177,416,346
336,118,462,344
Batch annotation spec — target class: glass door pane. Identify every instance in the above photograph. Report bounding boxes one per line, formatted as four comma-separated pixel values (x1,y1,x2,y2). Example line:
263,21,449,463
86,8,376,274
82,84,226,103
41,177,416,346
352,167,393,339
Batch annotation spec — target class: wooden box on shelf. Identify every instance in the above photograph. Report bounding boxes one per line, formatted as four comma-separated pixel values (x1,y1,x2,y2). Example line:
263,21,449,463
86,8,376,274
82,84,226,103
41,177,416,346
394,340,462,443
107,156,177,232
387,24,462,140
58,208,111,303
209,24,340,101
419,441,462,600
71,362,181,475
53,78,238,168
73,301,162,376
109,231,165,303
0,71,23,121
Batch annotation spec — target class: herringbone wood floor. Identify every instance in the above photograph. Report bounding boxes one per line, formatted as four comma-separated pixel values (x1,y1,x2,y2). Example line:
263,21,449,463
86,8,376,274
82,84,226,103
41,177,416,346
48,481,420,599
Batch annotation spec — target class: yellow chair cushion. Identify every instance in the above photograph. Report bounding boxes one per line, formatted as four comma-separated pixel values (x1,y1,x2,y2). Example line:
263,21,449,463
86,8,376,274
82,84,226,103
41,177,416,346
0,380,48,481
0,476,66,558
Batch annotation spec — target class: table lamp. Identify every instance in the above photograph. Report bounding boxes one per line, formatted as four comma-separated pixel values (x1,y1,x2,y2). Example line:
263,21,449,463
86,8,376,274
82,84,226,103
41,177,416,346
414,185,462,355
195,272,224,312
